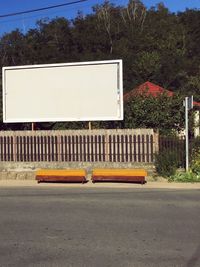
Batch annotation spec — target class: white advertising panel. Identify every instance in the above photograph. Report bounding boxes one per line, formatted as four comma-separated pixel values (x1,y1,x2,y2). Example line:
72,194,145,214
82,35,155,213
2,60,123,123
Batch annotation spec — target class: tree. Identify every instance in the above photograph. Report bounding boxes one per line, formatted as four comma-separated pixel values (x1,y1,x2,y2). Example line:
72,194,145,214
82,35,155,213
0,29,27,66
0,1,200,130
124,93,185,133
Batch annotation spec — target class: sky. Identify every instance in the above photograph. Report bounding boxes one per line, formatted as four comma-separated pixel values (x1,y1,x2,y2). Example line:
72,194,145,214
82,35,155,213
0,0,199,36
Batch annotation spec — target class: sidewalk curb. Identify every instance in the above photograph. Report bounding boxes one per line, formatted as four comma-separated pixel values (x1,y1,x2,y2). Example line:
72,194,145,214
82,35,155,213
0,180,200,189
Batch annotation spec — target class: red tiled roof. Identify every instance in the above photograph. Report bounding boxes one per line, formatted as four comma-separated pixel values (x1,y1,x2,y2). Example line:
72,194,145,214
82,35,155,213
124,81,200,107
124,81,173,101
193,101,200,107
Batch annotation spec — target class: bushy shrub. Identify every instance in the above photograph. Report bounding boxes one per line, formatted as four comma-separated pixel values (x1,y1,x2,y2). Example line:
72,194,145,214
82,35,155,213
190,148,200,175
169,171,200,183
191,160,200,175
169,146,200,183
155,150,180,177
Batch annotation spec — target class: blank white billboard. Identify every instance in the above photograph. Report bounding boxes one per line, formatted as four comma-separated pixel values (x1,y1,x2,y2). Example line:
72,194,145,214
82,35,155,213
2,60,123,123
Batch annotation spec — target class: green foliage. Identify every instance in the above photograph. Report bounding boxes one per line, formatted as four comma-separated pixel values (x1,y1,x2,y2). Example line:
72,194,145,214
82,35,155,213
133,51,161,82
169,142,200,182
169,170,200,183
155,149,180,177
182,74,200,102
191,160,200,175
124,93,184,131
190,144,200,175
0,1,200,130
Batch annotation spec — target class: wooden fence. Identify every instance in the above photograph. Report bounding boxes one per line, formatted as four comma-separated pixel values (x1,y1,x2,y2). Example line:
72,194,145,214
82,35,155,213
159,135,185,166
0,130,155,163
159,135,200,167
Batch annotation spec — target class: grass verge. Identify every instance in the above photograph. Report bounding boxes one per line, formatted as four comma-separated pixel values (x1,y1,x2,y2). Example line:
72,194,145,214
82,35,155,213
169,170,200,183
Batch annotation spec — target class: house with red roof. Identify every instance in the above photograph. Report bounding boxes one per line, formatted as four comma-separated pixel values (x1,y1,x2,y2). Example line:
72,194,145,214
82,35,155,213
124,81,200,136
124,81,173,100
124,81,200,106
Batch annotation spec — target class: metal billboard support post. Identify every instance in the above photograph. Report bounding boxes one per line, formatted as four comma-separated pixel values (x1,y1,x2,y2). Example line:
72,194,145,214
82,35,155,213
88,122,92,130
31,123,35,131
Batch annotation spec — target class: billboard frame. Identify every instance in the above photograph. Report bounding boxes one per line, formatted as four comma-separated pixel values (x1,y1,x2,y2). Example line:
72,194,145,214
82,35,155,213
2,59,123,123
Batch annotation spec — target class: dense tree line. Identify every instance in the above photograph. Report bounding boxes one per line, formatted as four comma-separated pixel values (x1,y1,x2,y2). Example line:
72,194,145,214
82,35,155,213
0,0,199,132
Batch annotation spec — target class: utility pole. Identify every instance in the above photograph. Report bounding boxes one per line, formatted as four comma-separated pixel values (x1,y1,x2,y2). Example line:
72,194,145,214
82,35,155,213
185,97,189,171
184,96,193,171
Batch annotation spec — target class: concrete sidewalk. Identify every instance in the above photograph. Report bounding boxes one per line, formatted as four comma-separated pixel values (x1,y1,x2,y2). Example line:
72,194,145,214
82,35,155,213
0,179,200,189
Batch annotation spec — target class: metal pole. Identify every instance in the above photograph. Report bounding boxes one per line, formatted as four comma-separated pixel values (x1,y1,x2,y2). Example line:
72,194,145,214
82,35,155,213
88,122,92,130
185,97,189,171
31,123,35,131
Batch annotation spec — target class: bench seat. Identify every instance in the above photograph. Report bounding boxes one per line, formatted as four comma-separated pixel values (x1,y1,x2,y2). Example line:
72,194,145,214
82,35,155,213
36,169,87,183
91,169,147,184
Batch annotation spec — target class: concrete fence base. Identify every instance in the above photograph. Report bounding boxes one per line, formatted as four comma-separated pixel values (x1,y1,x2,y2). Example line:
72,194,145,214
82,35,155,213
0,162,156,181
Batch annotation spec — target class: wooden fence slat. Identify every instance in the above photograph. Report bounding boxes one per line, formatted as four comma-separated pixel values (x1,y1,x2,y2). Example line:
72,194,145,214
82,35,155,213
138,135,141,162
97,136,100,161
116,135,119,162
76,136,79,162
109,135,112,162
146,135,150,163
87,135,90,162
133,135,136,162
142,135,145,162
60,136,64,161
79,136,82,162
150,135,154,162
91,135,94,162
102,135,106,162
121,135,124,162
82,135,86,162
112,135,115,162
125,135,128,162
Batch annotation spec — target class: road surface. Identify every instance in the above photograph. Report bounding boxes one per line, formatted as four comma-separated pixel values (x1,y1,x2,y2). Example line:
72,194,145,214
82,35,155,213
0,186,199,267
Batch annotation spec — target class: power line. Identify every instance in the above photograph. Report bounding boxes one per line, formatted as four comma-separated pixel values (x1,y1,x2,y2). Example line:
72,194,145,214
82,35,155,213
0,0,127,24
0,1,94,25
0,0,88,19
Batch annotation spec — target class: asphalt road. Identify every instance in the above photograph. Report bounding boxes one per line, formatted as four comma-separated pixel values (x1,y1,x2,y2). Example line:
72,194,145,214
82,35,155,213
0,187,199,267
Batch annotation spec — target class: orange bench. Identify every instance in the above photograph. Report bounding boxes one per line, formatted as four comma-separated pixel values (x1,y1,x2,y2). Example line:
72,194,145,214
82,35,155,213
36,169,87,183
91,169,147,184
